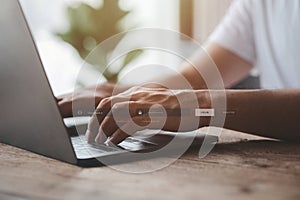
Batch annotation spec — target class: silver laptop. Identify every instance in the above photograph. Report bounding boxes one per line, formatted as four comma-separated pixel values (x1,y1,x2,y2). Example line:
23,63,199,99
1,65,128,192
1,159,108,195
0,0,218,167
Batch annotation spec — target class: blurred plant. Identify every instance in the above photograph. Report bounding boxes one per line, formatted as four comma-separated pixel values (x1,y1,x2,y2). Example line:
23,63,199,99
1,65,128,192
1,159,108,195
57,0,142,83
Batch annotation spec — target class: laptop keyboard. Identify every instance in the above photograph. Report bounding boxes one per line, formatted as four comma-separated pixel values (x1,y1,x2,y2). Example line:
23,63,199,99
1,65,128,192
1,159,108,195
71,135,125,159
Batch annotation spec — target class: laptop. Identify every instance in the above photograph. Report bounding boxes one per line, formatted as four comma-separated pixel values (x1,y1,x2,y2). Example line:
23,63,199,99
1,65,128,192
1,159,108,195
0,0,218,167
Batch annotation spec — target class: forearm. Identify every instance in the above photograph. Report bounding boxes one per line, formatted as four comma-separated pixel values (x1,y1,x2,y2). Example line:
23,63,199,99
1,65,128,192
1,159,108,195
207,89,300,141
144,43,253,90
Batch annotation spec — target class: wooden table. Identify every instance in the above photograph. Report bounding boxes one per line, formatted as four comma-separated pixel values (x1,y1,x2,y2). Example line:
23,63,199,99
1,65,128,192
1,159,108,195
0,128,299,200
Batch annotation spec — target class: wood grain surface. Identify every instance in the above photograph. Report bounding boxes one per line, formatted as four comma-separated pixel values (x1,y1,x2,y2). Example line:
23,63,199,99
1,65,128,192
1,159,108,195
0,128,299,200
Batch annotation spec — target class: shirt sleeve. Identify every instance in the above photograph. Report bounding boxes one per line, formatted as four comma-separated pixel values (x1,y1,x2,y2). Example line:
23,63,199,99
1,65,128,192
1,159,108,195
208,0,256,64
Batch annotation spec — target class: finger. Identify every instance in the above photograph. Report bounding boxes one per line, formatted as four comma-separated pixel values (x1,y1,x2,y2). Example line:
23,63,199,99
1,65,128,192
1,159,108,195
108,115,153,145
108,128,130,145
108,111,171,145
94,101,137,143
108,119,143,145
95,115,127,143
56,93,71,101
85,99,111,143
85,113,101,143
58,98,96,117
58,100,73,118
56,97,62,102
86,97,129,143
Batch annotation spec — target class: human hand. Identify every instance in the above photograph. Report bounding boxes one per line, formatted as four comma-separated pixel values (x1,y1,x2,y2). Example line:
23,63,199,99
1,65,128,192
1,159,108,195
85,86,211,145
57,83,117,118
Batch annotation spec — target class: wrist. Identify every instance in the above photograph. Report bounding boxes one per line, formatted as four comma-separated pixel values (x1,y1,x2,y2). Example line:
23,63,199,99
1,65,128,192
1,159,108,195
195,90,212,127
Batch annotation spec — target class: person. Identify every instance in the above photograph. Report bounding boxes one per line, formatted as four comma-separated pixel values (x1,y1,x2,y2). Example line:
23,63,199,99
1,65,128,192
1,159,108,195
58,0,300,145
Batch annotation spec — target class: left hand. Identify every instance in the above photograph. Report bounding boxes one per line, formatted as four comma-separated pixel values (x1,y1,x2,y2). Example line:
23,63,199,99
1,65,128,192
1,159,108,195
85,86,211,145
57,83,117,118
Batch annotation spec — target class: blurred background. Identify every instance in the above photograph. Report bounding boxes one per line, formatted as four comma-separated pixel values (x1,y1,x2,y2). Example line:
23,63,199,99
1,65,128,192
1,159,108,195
20,0,256,96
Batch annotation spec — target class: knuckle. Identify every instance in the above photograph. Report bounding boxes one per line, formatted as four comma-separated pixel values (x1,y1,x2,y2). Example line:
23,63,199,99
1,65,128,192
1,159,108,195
98,97,112,108
132,91,148,99
112,102,123,109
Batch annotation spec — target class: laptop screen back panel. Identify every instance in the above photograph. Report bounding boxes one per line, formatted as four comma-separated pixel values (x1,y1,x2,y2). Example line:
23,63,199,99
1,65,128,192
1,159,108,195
0,0,77,164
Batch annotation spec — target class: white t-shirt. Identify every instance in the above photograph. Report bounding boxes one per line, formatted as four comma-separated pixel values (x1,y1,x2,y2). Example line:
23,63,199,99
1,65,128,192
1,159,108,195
209,0,300,89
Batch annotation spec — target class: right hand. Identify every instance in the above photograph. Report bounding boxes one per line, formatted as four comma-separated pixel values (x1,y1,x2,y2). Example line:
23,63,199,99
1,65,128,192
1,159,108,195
85,87,208,144
57,83,116,118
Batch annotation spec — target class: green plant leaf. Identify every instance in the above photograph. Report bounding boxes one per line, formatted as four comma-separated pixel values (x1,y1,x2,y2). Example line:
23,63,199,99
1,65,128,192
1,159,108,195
56,0,143,83
121,49,143,70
